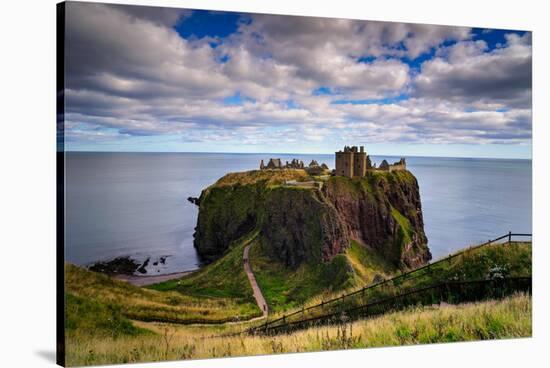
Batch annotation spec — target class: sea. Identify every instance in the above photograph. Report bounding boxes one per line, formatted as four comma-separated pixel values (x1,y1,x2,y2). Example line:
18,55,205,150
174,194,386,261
65,152,532,274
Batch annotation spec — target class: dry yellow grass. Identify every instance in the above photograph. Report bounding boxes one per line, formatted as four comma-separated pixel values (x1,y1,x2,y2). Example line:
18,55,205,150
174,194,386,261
66,293,531,366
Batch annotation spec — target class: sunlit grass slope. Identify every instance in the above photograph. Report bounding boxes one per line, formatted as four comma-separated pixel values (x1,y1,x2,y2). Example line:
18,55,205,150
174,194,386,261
65,293,531,366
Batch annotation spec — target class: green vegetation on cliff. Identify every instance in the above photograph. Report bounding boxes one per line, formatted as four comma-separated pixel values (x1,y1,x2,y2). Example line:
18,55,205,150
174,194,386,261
195,168,430,271
195,169,349,267
213,169,310,187
323,170,430,269
346,240,396,283
188,168,432,312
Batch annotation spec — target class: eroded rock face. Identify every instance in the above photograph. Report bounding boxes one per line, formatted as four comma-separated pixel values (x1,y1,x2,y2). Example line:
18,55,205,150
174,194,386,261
322,172,431,268
260,187,349,268
193,183,262,263
193,169,431,270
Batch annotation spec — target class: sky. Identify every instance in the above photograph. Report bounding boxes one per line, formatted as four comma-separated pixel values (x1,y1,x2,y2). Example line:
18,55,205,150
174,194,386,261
62,3,532,158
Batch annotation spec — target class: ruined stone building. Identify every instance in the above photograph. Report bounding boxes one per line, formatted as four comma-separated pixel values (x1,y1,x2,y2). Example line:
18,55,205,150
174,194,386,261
259,157,328,175
335,145,406,178
265,158,282,169
260,158,303,170
258,147,407,178
286,158,305,169
335,146,370,178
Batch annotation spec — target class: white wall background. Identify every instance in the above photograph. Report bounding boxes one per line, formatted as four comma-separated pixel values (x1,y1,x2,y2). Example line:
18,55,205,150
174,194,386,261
0,0,548,367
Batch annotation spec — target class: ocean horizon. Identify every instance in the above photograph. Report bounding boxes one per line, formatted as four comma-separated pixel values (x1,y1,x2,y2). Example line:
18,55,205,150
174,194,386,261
65,152,532,275
64,150,532,161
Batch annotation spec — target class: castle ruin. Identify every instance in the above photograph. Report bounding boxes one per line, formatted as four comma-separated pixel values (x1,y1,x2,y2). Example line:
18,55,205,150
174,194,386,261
335,145,369,177
335,145,406,178
259,145,406,178
259,157,328,175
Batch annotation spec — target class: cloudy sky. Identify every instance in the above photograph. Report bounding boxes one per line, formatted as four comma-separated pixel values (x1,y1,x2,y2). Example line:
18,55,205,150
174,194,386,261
63,2,532,158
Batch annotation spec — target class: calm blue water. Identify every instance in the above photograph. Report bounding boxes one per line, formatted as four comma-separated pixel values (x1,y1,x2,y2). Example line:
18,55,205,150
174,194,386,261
65,152,532,274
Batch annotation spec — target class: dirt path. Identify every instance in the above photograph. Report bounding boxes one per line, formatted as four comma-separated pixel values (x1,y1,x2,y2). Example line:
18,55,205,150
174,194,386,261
243,242,269,317
113,270,195,287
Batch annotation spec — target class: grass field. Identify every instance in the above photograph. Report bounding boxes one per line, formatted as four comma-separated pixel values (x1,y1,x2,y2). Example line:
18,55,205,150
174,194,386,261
65,235,532,366
149,240,255,300
65,293,531,366
249,238,396,313
262,241,531,323
66,263,260,325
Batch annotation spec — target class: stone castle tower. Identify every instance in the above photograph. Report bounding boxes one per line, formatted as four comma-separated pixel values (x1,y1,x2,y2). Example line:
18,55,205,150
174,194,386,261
335,145,406,177
335,146,370,178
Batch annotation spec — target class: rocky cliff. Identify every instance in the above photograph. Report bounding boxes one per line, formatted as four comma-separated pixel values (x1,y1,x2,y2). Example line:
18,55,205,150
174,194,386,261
193,169,431,270
322,171,431,269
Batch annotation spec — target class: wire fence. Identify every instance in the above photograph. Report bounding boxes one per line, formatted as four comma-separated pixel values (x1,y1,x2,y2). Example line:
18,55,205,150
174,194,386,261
256,277,532,335
246,232,532,335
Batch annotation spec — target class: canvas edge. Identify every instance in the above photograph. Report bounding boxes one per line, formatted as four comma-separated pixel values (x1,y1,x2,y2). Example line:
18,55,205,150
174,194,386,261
56,2,66,367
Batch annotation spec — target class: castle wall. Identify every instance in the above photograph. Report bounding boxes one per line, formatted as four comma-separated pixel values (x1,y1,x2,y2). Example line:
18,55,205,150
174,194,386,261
353,152,366,177
388,163,406,172
334,147,406,176
335,151,354,178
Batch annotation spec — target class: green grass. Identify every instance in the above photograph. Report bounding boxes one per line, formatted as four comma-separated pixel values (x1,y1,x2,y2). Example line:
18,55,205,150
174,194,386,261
213,169,311,188
66,293,151,338
268,241,532,323
149,240,255,301
346,240,396,284
249,239,357,312
352,241,531,303
65,263,260,325
65,293,531,366
411,241,532,286
391,207,413,245
64,237,532,366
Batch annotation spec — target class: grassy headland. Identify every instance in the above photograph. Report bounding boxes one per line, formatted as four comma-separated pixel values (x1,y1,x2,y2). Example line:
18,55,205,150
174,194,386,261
64,168,532,366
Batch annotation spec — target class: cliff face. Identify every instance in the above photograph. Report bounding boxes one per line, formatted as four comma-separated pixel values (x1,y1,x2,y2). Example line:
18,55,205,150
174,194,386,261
261,187,349,267
193,169,430,270
193,170,349,267
322,171,431,268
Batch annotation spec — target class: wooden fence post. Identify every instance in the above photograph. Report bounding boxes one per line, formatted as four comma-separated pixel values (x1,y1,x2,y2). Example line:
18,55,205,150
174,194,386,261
508,231,512,245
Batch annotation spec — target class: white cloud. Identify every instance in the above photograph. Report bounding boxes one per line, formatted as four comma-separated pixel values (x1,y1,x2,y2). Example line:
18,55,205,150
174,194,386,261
63,3,531,150
414,33,532,108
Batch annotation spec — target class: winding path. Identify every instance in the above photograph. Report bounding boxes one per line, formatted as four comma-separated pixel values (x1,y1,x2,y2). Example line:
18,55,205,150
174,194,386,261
243,242,269,317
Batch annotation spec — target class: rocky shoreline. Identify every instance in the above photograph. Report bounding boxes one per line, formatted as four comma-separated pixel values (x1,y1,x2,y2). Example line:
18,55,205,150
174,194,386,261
88,255,170,276
86,255,197,286
112,270,195,287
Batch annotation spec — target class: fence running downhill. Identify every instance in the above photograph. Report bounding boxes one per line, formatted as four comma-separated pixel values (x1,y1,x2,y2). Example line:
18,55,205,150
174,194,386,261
247,232,532,335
